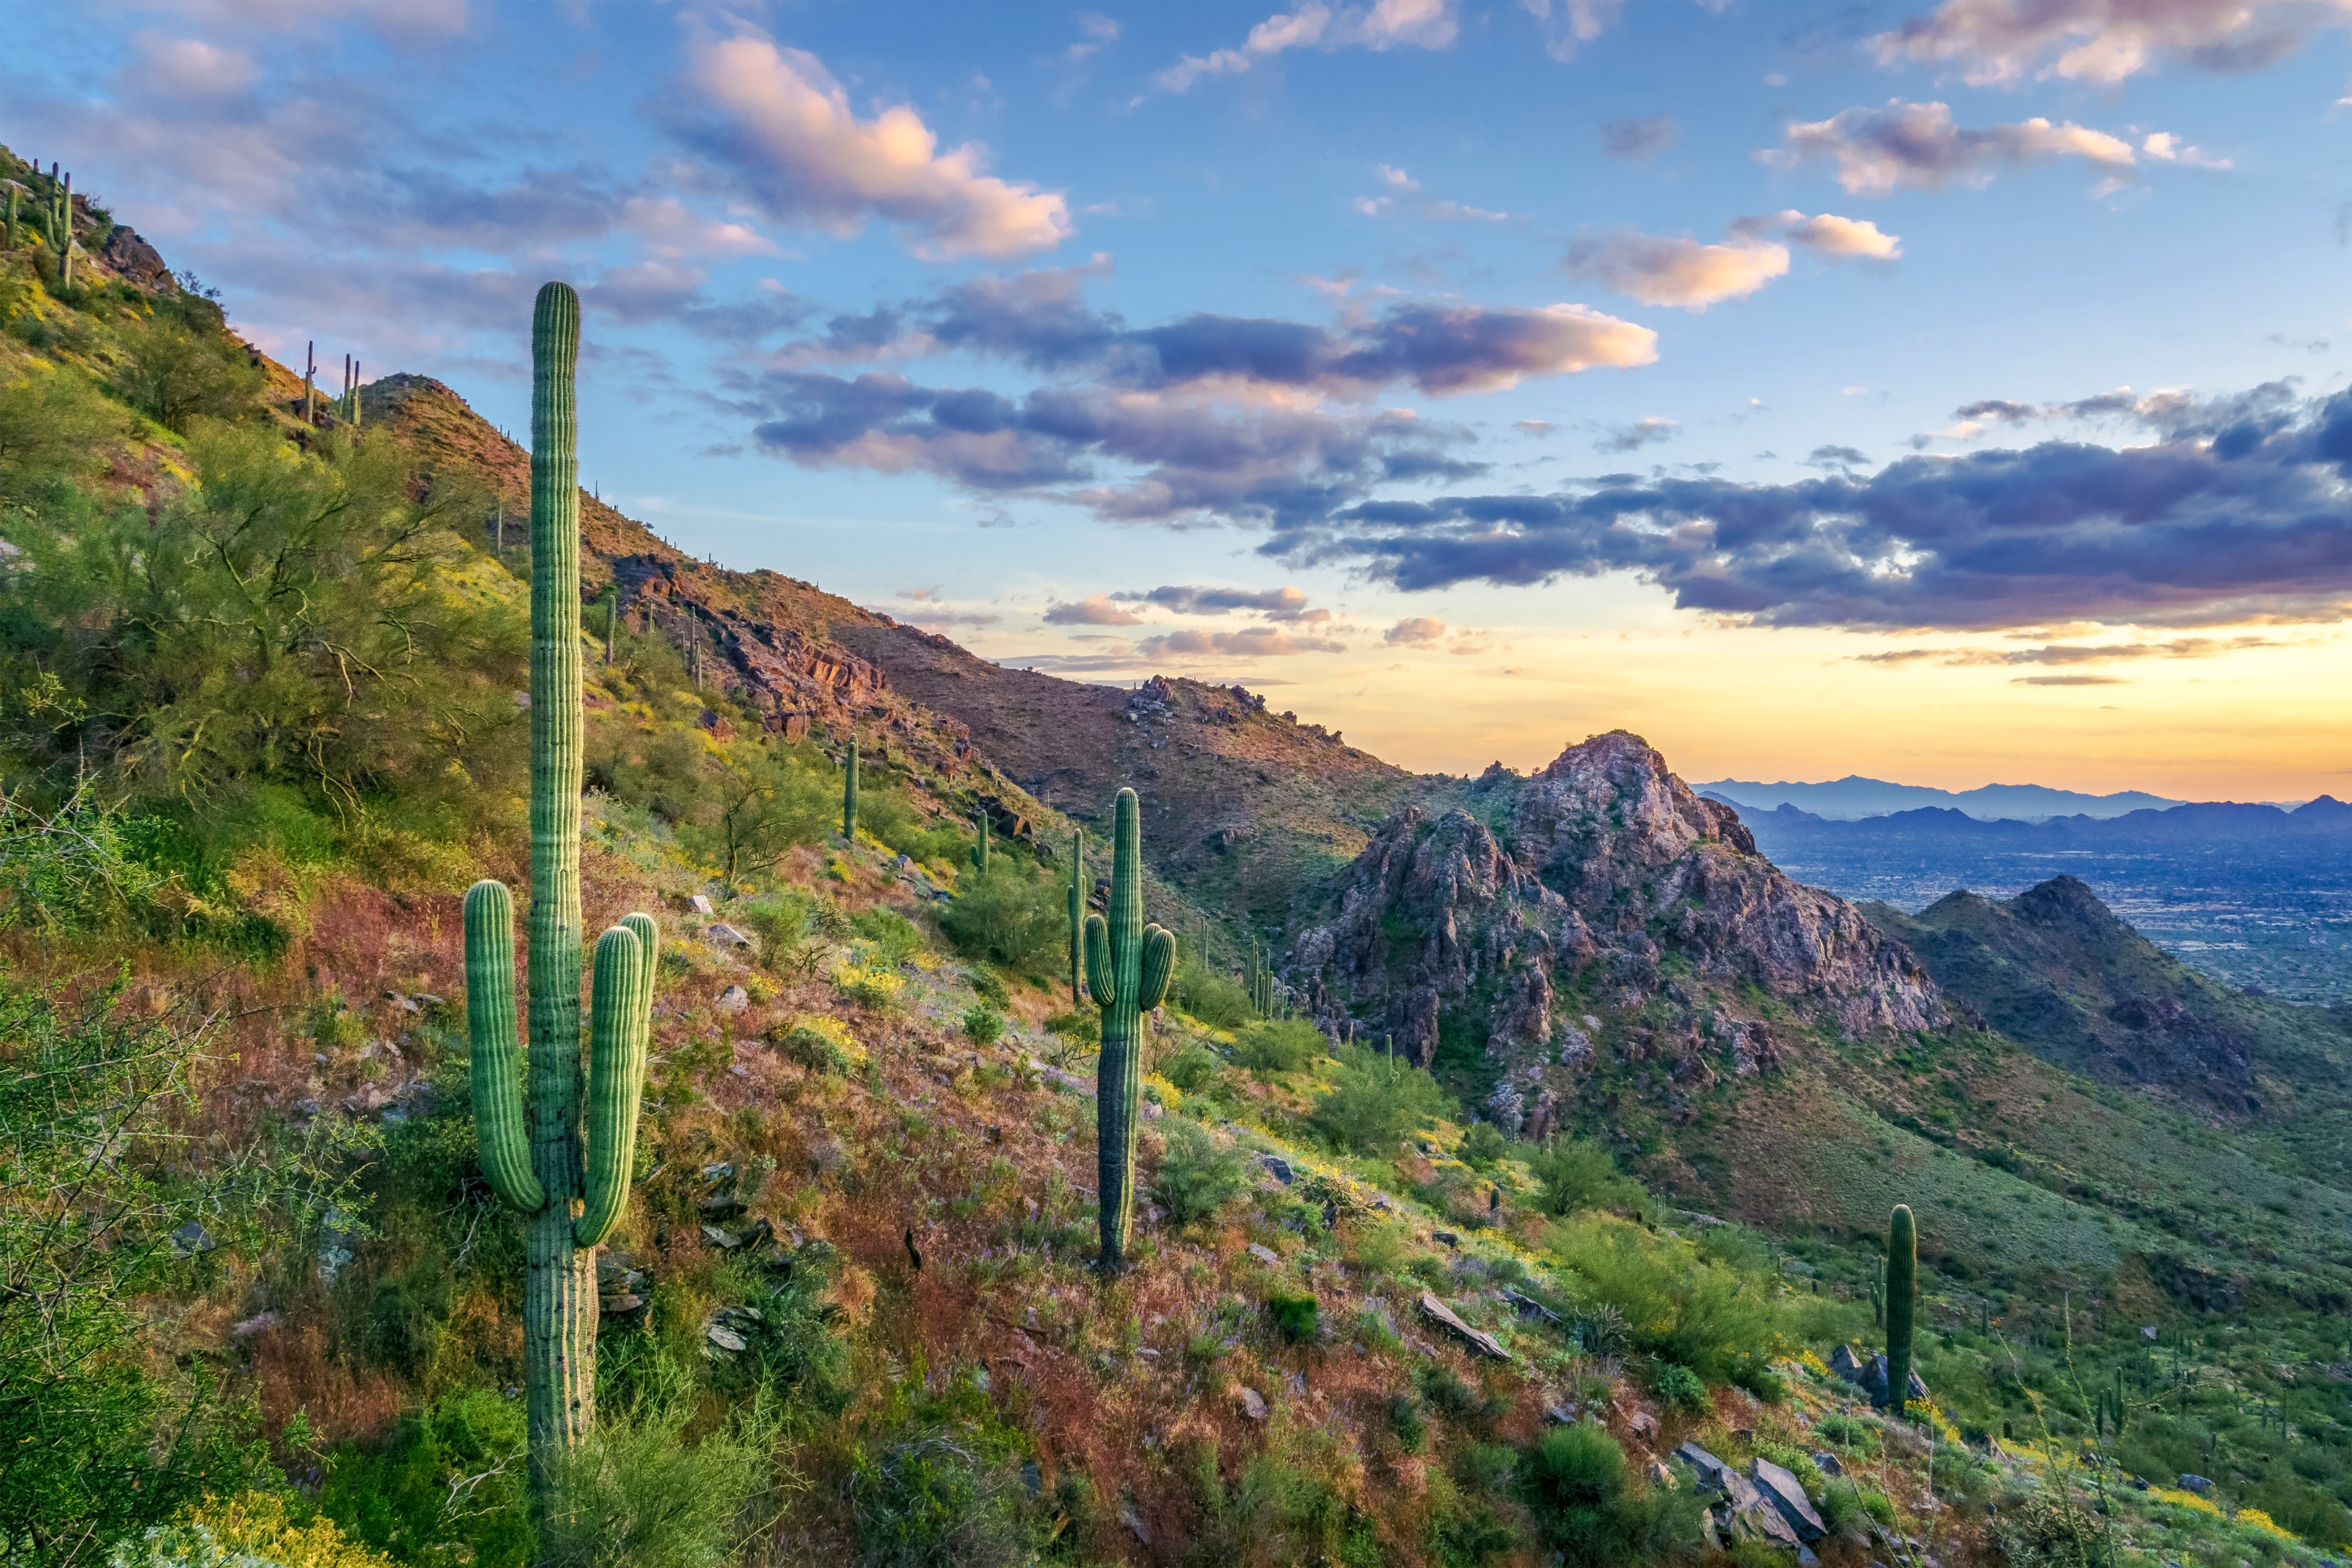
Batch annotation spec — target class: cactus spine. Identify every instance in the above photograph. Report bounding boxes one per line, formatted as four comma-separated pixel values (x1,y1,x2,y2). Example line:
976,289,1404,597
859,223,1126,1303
1067,826,1084,1005
1885,1203,1917,1416
971,810,990,874
1084,788,1174,1271
462,281,660,1490
842,739,859,839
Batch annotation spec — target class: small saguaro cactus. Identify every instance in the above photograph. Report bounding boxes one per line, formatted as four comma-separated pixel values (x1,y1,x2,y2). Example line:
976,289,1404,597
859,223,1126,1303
1066,826,1084,1006
842,740,859,840
971,810,990,874
1885,1203,1917,1416
463,281,662,1491
1084,788,1175,1272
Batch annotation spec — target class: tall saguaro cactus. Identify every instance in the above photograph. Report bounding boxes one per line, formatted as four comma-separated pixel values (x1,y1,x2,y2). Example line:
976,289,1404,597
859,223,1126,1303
971,810,990,874
1885,1203,1917,1416
1067,826,1084,1007
464,281,660,1489
1084,788,1175,1271
842,740,859,840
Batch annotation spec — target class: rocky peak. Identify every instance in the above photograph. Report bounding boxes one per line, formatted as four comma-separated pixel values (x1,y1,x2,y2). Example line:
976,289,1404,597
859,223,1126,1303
1287,732,1946,1121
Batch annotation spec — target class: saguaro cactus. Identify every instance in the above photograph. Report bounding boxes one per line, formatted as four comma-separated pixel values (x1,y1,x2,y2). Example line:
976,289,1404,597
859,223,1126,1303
1067,826,1084,1006
463,281,660,1489
971,810,990,874
1885,1203,1917,1416
842,740,859,840
1084,788,1174,1271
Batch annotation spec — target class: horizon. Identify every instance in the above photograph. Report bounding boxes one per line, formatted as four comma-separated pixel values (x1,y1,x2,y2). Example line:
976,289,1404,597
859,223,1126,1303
8,1,2351,800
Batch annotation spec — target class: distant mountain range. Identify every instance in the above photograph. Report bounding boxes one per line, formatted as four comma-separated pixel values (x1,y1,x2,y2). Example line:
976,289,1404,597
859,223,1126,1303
1696,774,2190,821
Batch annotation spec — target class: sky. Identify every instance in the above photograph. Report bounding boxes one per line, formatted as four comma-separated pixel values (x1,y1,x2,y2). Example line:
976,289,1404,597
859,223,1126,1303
9,0,2352,800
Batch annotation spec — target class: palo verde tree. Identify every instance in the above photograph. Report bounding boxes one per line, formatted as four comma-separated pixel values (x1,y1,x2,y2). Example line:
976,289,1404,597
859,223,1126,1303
463,281,660,1489
1083,787,1174,1271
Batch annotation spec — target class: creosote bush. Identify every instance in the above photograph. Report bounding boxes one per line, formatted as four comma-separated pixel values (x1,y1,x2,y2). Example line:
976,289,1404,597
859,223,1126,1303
1231,1018,1327,1075
1309,1044,1450,1154
1527,1136,1644,1217
1152,1118,1250,1228
939,864,1067,976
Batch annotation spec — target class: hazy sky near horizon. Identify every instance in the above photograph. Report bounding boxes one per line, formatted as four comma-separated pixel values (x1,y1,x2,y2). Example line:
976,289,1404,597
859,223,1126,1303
11,0,2352,800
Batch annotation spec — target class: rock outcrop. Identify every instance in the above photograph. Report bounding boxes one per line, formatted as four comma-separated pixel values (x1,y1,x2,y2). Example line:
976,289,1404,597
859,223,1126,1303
1288,731,1947,1102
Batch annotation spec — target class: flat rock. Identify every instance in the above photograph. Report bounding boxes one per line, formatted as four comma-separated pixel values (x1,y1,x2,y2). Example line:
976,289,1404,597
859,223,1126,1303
716,985,750,1012
1247,1243,1281,1266
1417,1292,1511,1360
1257,1154,1294,1185
709,922,751,947
1752,1457,1828,1542
231,1310,280,1337
1544,1403,1579,1425
701,1225,743,1249
704,1323,747,1354
690,894,715,915
1235,1386,1268,1420
2179,1473,2213,1495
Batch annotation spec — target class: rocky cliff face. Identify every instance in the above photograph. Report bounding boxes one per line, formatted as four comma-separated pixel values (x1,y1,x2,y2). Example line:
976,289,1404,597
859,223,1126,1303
1288,732,1947,1130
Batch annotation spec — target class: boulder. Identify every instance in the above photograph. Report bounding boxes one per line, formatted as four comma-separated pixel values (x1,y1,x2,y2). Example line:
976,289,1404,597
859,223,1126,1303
1751,1458,1828,1542
716,985,750,1012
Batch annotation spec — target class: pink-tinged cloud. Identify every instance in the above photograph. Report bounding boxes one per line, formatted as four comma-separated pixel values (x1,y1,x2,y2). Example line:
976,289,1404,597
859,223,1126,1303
1872,0,2351,86
1780,212,1903,260
1568,230,1788,310
1043,593,1145,625
1138,626,1348,657
1383,616,1446,644
1762,99,2144,197
681,33,1073,259
1154,0,1459,92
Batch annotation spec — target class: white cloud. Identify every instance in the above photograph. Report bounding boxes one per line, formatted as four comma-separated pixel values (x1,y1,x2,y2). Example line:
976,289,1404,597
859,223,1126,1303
1872,0,2352,86
2140,131,2231,169
1068,12,1121,59
1354,162,1510,222
1154,0,1458,93
684,32,1073,259
1762,99,2144,197
1780,210,1904,259
128,32,260,98
1138,626,1348,657
1519,0,1623,62
1043,593,1145,626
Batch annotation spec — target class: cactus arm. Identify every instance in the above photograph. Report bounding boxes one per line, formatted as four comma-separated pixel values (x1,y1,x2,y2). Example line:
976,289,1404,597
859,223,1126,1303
1138,924,1175,1011
1885,1203,1917,1415
576,925,649,1248
620,911,660,1051
1084,913,1114,1009
463,879,545,1215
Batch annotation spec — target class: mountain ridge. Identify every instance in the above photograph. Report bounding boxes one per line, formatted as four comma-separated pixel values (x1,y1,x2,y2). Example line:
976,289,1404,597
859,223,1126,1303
1699,773,2193,821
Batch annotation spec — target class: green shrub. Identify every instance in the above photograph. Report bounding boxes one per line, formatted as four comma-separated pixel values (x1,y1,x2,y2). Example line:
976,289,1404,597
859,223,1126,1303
771,1015,867,1075
848,1431,1034,1568
1756,1445,1823,1497
1459,1122,1508,1169
1160,1042,1220,1091
317,1390,531,1568
938,867,1066,975
535,1384,776,1568
1546,1216,1785,1382
1520,1423,1703,1568
1152,1121,1249,1228
961,1003,1005,1047
1175,961,1254,1029
1269,1293,1319,1343
1041,1008,1093,1045
1732,1359,1787,1405
966,967,1011,1008
107,1493,396,1568
1650,1362,1707,1413
1455,1443,1519,1495
1526,1138,1642,1216
1813,1413,1879,1455
1231,1018,1327,1075
1309,1044,1451,1154
1389,1393,1428,1452
853,907,924,967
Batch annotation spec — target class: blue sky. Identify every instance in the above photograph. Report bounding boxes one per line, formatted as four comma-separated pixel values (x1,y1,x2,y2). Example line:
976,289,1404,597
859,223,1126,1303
12,0,2352,797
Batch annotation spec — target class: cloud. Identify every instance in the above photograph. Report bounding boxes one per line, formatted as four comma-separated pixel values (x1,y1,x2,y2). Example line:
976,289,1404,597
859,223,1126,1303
129,32,260,98
1871,0,2351,86
1137,626,1348,657
1384,616,1446,643
2139,132,2232,169
1128,584,1323,620
1599,113,1678,160
1762,99,2149,197
1267,379,2352,632
1068,11,1122,59
772,267,1655,397
1043,593,1146,625
1566,210,1898,310
674,31,1072,259
1521,0,1625,61
1568,230,1788,310
1857,636,2281,666
1154,0,1459,93
2014,674,2126,686
1355,165,1512,222
1596,416,1679,453
1780,211,1903,260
